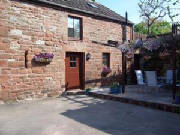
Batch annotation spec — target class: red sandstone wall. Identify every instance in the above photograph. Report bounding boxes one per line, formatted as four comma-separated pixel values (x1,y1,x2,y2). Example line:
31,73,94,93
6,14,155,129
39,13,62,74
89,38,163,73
0,0,133,102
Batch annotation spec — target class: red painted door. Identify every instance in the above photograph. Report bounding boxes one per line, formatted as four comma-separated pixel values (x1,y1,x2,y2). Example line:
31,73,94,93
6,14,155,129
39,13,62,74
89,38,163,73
65,52,82,90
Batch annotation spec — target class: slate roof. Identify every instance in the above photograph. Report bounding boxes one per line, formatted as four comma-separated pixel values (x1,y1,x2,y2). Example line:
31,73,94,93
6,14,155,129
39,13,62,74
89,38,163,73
30,0,133,25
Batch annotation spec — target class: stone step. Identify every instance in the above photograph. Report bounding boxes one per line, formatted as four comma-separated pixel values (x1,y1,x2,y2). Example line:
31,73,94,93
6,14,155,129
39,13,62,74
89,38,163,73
62,89,85,96
89,92,180,114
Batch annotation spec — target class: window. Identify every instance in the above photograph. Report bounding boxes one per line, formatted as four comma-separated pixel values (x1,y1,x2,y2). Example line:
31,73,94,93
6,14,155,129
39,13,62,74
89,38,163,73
68,16,82,39
70,55,76,67
87,3,98,8
122,25,126,43
103,53,110,67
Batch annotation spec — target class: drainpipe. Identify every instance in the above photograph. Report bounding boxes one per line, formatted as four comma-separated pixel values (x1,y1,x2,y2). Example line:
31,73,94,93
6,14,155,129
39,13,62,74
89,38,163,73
122,12,128,94
172,24,177,101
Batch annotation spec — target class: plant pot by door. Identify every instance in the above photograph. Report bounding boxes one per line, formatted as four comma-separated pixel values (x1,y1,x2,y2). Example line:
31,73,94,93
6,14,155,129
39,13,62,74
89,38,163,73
109,86,122,94
176,96,180,104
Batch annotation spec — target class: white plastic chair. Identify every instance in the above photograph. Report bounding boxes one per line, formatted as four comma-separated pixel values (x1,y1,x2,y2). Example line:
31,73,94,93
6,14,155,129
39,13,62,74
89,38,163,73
135,70,145,85
166,70,178,84
145,70,166,93
145,71,158,87
166,70,173,84
135,70,146,92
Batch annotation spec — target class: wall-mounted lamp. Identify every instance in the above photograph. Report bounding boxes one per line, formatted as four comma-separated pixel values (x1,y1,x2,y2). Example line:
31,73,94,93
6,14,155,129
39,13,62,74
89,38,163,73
86,53,91,61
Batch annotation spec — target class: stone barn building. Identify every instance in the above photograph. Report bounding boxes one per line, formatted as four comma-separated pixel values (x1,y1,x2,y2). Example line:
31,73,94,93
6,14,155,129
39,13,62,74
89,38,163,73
0,0,133,102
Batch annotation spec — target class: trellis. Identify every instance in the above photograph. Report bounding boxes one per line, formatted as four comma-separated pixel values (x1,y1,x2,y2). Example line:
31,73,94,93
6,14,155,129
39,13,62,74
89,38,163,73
117,23,180,101
139,23,180,100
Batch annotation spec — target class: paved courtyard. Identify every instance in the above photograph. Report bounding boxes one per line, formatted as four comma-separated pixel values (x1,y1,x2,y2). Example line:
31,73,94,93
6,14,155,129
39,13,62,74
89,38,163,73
0,95,179,135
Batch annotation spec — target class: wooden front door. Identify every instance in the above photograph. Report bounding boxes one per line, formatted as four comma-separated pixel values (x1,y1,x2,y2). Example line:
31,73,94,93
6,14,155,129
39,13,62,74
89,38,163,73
65,52,84,90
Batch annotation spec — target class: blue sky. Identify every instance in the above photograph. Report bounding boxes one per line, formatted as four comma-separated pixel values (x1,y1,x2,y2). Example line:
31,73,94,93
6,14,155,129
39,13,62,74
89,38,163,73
96,0,180,24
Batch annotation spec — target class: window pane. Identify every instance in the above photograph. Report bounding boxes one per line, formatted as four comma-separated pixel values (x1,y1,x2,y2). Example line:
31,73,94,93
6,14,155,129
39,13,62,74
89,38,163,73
103,53,110,67
70,56,76,61
68,17,74,28
70,62,76,67
74,29,80,38
122,25,126,42
68,28,74,37
74,19,80,38
103,59,107,66
74,19,80,30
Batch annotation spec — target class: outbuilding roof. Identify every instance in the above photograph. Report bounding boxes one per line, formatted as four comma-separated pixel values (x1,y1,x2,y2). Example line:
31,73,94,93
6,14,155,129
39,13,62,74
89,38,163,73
29,0,133,25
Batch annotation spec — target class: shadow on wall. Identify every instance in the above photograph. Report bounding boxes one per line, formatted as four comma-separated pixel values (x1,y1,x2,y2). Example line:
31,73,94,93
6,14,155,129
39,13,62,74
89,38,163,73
31,59,51,67
60,96,179,135
85,71,122,88
85,64,137,88
101,71,122,86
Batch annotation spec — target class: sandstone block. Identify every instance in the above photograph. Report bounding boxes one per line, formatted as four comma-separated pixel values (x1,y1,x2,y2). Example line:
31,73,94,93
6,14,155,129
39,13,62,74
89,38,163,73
0,60,8,67
0,26,8,37
35,40,45,45
10,43,20,50
9,29,22,37
32,67,43,74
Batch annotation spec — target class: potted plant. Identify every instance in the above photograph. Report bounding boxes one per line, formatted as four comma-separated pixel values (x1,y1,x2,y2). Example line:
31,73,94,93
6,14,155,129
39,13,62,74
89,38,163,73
85,88,92,95
102,66,112,77
109,82,122,94
34,53,54,63
176,90,180,104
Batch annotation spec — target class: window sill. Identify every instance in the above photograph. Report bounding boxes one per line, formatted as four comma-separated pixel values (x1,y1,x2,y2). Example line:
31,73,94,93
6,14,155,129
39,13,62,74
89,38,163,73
68,37,82,41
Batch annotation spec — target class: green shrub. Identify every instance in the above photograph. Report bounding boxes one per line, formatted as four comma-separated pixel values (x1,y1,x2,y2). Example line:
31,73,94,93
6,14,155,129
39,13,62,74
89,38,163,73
86,88,92,92
111,82,120,88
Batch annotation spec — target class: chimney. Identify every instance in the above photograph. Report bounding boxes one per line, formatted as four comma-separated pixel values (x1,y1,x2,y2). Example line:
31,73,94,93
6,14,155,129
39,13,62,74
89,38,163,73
122,12,128,43
125,11,128,25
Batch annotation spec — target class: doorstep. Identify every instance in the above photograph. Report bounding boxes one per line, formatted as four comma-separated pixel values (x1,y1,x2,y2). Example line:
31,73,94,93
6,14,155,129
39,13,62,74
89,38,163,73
62,89,85,96
88,91,180,114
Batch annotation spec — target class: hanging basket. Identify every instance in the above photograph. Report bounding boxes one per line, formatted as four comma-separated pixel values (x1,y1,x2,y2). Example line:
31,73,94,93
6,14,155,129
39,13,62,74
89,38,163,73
34,53,54,63
102,66,112,77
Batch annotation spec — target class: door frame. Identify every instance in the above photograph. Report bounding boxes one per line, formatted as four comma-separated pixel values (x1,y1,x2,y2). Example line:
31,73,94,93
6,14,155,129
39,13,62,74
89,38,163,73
65,52,85,90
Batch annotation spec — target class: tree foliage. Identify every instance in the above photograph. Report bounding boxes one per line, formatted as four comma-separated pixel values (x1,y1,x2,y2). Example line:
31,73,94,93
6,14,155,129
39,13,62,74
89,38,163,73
151,21,171,35
134,20,171,35
138,0,179,35
134,22,148,34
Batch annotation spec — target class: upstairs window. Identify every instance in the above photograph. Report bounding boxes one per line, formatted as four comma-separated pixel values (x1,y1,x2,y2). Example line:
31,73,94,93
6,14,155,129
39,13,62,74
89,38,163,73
103,53,110,68
68,16,82,40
